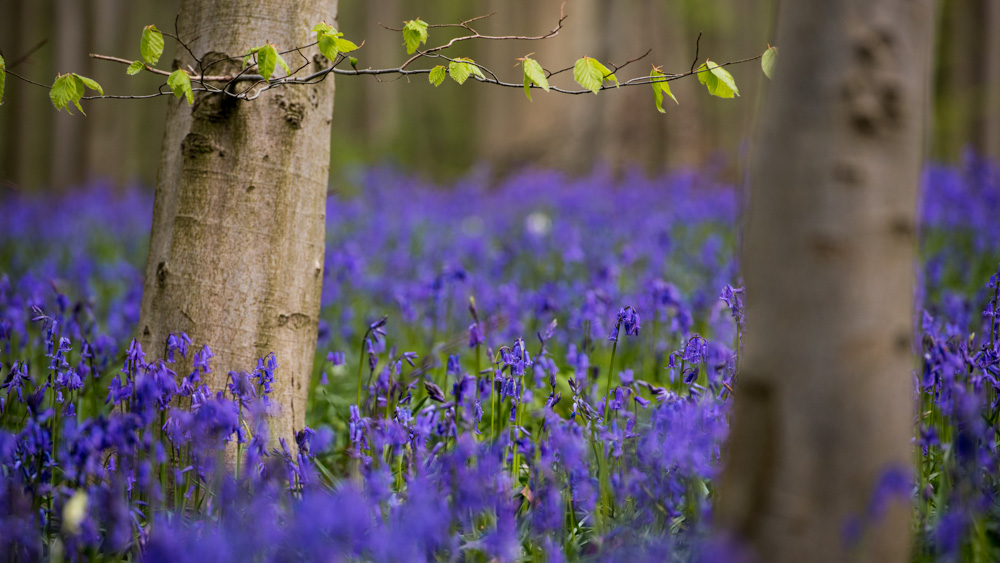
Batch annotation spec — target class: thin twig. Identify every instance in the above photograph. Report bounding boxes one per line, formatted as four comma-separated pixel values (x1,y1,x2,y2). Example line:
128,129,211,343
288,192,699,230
5,69,51,89
8,39,49,69
689,31,702,73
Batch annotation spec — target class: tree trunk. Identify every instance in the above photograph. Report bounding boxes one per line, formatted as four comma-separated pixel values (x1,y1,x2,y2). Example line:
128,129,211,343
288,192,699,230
718,1,933,562
137,0,337,445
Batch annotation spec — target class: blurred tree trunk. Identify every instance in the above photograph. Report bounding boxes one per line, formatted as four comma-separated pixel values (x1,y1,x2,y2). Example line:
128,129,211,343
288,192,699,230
982,0,1000,159
51,0,88,189
718,1,933,561
137,0,337,445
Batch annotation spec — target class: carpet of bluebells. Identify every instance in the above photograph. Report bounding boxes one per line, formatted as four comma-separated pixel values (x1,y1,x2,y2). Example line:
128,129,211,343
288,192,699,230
1,157,999,562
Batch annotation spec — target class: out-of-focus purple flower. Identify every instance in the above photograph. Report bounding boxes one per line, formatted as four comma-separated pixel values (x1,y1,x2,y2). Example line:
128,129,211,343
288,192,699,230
327,351,345,365
468,323,485,348
424,380,446,403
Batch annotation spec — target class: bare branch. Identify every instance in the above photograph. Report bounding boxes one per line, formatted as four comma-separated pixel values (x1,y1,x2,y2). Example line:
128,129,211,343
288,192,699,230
690,31,703,74
7,38,49,69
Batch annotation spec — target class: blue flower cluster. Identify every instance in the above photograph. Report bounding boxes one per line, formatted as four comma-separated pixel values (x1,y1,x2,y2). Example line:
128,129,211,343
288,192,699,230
0,156,998,561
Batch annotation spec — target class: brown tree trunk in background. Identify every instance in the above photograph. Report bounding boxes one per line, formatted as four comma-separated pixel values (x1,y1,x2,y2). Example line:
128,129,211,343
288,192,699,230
718,1,933,561
137,0,338,445
51,0,88,189
983,0,1000,159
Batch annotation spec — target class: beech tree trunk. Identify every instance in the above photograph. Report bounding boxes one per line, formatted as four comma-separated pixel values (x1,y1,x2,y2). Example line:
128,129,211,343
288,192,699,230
718,1,933,562
137,0,337,445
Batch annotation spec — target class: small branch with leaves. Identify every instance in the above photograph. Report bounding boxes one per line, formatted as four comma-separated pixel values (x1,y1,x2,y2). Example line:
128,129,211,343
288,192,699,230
0,6,778,115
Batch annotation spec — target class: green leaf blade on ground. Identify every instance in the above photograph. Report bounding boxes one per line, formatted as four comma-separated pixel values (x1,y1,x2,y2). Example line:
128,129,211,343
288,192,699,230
140,24,164,66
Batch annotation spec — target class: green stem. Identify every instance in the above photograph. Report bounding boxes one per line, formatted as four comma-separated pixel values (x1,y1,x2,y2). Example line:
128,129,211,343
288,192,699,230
356,336,367,408
602,326,621,425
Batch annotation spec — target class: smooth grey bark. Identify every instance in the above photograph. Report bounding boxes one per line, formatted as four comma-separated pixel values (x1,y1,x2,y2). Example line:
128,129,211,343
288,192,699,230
138,0,337,445
718,1,933,562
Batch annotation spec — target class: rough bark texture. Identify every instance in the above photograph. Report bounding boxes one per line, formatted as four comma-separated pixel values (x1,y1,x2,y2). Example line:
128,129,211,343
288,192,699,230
718,1,933,562
138,0,337,445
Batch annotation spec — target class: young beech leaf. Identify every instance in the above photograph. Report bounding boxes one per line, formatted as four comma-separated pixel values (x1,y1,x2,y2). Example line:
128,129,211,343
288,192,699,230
521,56,548,100
334,37,359,54
243,46,261,69
0,54,5,106
697,60,739,98
449,60,471,85
76,75,104,96
167,69,193,105
429,65,446,87
257,44,289,80
762,45,778,79
650,69,678,113
50,73,102,115
403,19,429,54
140,24,164,66
448,58,482,85
317,31,340,61
590,58,619,87
573,57,617,94
126,61,145,76
314,23,360,61
50,74,84,114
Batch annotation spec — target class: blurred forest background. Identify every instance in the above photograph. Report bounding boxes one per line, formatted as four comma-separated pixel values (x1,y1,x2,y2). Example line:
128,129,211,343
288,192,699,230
1,0,998,190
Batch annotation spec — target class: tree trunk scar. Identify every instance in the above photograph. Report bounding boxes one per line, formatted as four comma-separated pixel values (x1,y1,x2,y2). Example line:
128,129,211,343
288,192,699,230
278,313,311,329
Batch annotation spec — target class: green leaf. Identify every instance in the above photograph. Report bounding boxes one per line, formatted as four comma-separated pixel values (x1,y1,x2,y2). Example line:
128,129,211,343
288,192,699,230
317,33,340,61
243,46,261,69
697,60,739,98
449,59,471,85
140,24,164,66
521,56,549,100
467,61,485,80
589,58,618,87
50,74,84,114
0,54,5,106
167,69,193,105
650,69,677,113
403,19,428,54
314,23,359,61
49,73,102,114
573,57,616,94
762,46,777,79
256,44,288,80
126,60,145,76
429,65,446,87
312,22,336,35
333,37,359,54
76,74,103,96
574,58,601,94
